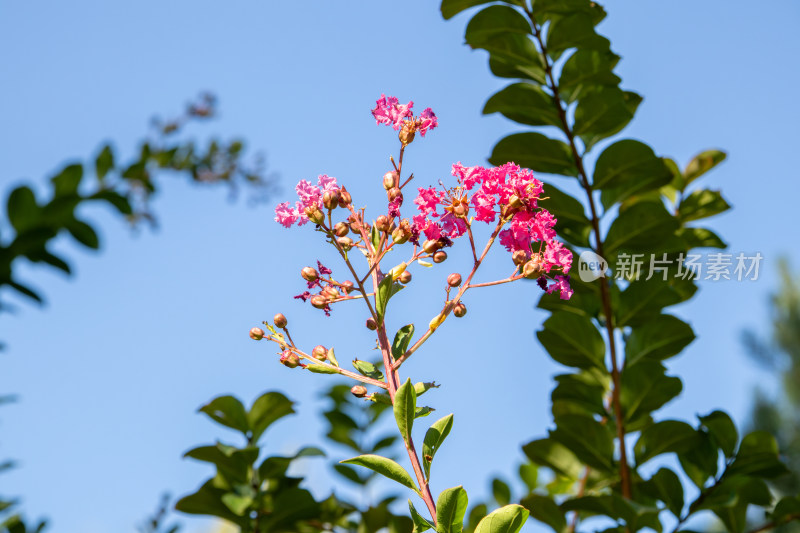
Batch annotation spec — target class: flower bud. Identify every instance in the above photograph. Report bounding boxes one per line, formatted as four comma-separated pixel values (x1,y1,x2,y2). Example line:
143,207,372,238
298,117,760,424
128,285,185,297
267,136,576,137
388,187,403,202
334,222,349,237
399,122,416,145
310,295,328,309
312,345,327,361
249,327,265,340
453,302,467,318
280,352,300,368
508,194,523,209
304,205,325,224
322,286,340,299
447,273,462,287
383,171,398,190
423,239,440,254
389,262,408,281
337,236,354,251
512,250,528,266
341,280,354,294
523,257,543,279
338,187,352,207
454,203,468,218
392,226,409,244
301,267,319,282
273,314,287,329
350,385,368,398
375,215,391,233
399,270,412,284
433,250,448,263
322,190,340,210
366,317,377,330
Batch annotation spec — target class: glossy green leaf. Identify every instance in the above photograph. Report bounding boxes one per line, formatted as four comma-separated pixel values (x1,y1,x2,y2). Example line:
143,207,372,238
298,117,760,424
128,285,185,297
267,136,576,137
678,429,720,488
465,5,531,48
625,314,695,367
437,486,469,533
558,49,620,103
395,378,416,445
538,181,592,247
423,413,454,480
551,371,607,419
549,413,614,472
604,201,679,256
441,0,518,20
639,468,684,517
698,410,738,458
473,504,529,533
376,274,394,324
634,420,696,464
522,438,582,479
492,478,511,506
341,454,419,494
483,83,560,127
546,12,610,58
537,312,605,370
683,149,727,187
95,145,114,181
574,88,636,151
410,499,435,532
414,381,439,396
352,359,384,380
593,140,673,207
678,189,731,222
490,133,577,177
306,363,339,374
620,361,682,429
199,395,250,434
392,324,415,359
615,278,682,328
247,391,294,442
488,48,547,84
677,227,727,249
520,493,566,533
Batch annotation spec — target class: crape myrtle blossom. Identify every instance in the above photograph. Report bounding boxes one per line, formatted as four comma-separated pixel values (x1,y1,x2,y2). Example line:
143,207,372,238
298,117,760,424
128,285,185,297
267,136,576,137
371,94,438,137
274,174,340,228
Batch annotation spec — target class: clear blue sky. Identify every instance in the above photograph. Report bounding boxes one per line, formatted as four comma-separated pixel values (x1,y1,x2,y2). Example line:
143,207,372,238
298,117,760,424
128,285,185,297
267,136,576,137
1,1,799,532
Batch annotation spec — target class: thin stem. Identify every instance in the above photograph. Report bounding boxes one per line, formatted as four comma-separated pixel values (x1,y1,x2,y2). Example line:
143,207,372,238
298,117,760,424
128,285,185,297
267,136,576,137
567,467,591,533
526,9,631,499
466,222,479,264
467,275,523,289
292,350,388,389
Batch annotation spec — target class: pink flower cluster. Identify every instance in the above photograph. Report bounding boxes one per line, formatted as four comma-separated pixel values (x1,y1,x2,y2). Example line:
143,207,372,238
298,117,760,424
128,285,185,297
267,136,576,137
274,174,340,228
411,162,573,299
371,94,438,137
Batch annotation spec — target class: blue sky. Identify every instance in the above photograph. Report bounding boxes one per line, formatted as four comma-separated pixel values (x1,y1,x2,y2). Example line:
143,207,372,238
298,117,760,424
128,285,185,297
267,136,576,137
1,1,799,532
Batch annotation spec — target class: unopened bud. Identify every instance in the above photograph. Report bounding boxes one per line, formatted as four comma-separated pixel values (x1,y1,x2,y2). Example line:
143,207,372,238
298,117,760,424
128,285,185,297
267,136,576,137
338,187,352,207
447,273,462,287
341,280,354,294
312,345,327,361
433,250,448,263
310,295,328,309
399,270,412,284
454,204,468,218
249,327,265,340
337,236,354,251
512,250,528,266
280,352,300,368
301,267,319,282
523,257,543,279
399,123,416,145
388,187,403,202
322,286,340,299
375,215,391,233
322,190,340,210
366,317,378,330
273,314,287,329
389,262,408,281
304,205,324,224
351,385,368,398
383,171,398,190
423,239,440,254
392,227,409,244
453,302,467,318
334,222,349,237
508,194,523,209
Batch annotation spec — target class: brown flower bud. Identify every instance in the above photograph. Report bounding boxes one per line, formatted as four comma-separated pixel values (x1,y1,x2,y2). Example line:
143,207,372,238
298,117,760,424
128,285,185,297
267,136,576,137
433,250,448,263
454,203,468,218
310,295,328,309
280,352,300,368
350,385,368,398
301,266,319,282
383,171,398,190
508,194,523,209
512,250,528,266
312,345,327,361
322,189,340,210
304,205,325,224
447,273,462,287
341,280,354,294
423,239,440,254
337,236,354,251
338,187,352,207
387,187,403,202
249,327,265,340
453,302,467,318
322,286,340,299
366,317,377,330
273,314,287,329
523,256,543,279
375,215,391,233
391,227,407,244
399,122,416,145
399,270,412,284
334,222,349,237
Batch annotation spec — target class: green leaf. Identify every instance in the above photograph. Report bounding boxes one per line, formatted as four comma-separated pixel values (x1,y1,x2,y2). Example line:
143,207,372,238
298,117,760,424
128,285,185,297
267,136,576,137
221,493,252,516
376,273,394,324
522,439,582,479
89,190,133,215
473,504,529,533
677,227,727,249
620,361,682,429
678,189,731,222
422,414,454,480
247,391,294,442
66,219,99,249
392,324,416,359
772,497,800,524
175,479,246,525
490,133,577,177
95,145,115,181
326,347,339,367
604,201,679,256
593,140,673,207
573,88,635,151
465,5,531,48
520,493,566,533
698,410,738,458
678,429,720,488
538,181,592,248
537,312,605,370
199,395,250,434
415,381,439,396
728,431,788,478
441,0,507,20
437,486,469,533
416,406,436,418
546,12,610,58
7,186,39,233
51,164,83,195
371,225,382,252
551,371,607,419
341,454,419,494
410,499,435,532
615,278,682,328
625,314,695,367
634,420,696,464
639,468,684,517
395,378,416,445
558,49,621,103
549,414,614,472
683,149,727,187
306,363,340,374
352,359,384,380
488,43,547,84
184,444,259,485
492,478,511,506
483,83,560,127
